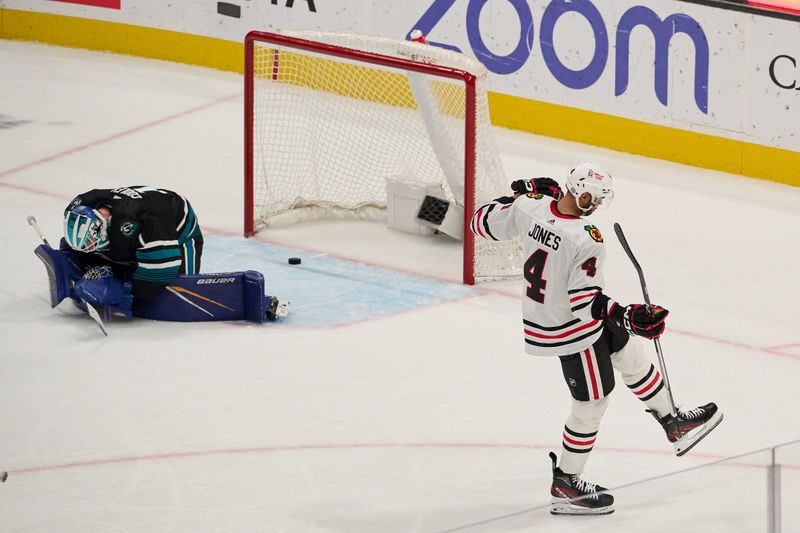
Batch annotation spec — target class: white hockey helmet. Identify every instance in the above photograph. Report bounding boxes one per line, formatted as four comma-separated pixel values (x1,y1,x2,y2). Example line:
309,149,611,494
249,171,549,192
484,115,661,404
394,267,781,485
63,205,110,252
565,162,614,212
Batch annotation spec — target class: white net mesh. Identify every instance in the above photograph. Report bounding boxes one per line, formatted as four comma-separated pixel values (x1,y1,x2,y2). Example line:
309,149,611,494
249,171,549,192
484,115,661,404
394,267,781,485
248,31,522,281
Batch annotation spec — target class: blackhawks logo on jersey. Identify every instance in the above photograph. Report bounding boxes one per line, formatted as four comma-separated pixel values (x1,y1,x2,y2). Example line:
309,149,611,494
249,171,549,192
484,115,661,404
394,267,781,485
526,193,544,199
584,225,603,243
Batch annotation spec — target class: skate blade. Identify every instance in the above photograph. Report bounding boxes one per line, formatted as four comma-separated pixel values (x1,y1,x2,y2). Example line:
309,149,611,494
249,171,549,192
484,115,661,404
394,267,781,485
550,497,615,516
674,410,723,457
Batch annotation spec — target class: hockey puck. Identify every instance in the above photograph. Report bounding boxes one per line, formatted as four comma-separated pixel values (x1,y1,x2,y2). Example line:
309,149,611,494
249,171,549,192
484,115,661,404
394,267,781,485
0,471,7,483
288,257,302,265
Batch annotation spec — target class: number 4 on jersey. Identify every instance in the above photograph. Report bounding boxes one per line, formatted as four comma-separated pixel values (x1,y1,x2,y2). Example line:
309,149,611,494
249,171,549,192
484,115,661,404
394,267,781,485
581,257,597,277
524,249,548,303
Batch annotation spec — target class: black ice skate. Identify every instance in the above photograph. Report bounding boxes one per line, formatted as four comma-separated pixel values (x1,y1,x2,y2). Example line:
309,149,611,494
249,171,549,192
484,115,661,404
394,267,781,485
549,452,614,515
648,402,723,457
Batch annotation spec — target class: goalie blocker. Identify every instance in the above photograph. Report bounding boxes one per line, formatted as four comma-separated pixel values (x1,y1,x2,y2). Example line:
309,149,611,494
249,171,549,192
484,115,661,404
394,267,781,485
34,243,288,323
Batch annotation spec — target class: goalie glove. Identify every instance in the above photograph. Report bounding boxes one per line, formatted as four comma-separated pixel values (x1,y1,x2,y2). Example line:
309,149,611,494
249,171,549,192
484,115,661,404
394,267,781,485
73,266,133,317
510,177,564,200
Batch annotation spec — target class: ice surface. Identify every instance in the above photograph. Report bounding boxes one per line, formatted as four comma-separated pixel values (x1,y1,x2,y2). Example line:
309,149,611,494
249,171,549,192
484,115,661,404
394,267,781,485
1,39,799,532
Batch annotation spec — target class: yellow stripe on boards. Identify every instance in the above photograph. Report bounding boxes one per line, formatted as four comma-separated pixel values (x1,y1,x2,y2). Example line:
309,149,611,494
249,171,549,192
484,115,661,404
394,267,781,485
489,93,800,187
742,142,800,186
2,8,797,187
0,8,243,72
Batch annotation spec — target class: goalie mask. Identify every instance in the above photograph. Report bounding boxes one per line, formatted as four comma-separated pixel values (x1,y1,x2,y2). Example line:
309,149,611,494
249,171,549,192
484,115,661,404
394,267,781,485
64,205,110,253
565,162,614,213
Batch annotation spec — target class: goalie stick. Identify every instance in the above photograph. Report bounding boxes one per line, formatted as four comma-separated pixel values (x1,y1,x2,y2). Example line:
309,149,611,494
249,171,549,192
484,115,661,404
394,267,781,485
613,223,722,456
27,215,52,247
84,301,108,337
28,215,108,337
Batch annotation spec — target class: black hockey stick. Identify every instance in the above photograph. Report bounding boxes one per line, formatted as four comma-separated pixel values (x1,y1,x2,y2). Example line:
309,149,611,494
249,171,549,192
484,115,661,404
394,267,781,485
613,223,681,436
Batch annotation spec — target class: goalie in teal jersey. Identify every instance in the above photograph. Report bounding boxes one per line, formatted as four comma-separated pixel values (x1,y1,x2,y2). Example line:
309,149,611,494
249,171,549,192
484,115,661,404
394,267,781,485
63,186,203,303
33,185,288,326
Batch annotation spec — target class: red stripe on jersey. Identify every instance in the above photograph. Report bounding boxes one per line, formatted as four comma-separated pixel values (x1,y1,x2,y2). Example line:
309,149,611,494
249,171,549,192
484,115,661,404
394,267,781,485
473,207,487,239
569,291,599,303
563,433,596,446
635,371,662,396
550,200,580,220
585,349,600,400
524,320,599,339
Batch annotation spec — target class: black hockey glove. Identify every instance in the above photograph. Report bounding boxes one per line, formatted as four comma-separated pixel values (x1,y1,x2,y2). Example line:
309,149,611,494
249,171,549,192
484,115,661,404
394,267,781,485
510,177,563,200
592,293,668,339
616,304,669,339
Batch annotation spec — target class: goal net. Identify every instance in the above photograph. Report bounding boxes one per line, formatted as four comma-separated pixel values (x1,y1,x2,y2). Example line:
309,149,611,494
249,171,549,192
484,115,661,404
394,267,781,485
244,30,522,284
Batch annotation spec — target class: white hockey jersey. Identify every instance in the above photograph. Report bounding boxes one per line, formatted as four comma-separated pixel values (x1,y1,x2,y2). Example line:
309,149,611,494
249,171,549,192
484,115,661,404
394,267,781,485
472,194,607,357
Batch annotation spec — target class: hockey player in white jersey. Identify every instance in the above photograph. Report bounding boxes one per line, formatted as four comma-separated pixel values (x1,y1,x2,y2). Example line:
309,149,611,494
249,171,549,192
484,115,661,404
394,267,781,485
472,164,722,515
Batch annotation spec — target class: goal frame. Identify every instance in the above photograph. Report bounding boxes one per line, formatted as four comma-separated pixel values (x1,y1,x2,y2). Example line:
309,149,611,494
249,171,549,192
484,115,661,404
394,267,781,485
244,30,480,285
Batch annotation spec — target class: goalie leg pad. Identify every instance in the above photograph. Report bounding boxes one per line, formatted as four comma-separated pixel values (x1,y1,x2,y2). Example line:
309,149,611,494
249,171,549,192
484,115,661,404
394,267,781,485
132,270,285,323
34,244,86,307
243,270,268,322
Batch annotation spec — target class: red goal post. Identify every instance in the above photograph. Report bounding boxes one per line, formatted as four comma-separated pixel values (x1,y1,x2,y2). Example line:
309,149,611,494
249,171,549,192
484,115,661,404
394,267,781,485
243,30,521,284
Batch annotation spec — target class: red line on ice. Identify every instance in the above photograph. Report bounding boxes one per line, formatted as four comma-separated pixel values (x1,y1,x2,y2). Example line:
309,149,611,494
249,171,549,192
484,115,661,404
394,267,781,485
668,328,800,361
0,441,734,476
6,182,797,360
0,93,239,181
0,182,73,199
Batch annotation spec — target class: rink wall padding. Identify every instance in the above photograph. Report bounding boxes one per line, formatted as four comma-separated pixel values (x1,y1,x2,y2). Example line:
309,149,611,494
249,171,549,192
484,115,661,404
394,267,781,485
489,93,800,187
0,8,243,73
2,7,798,188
